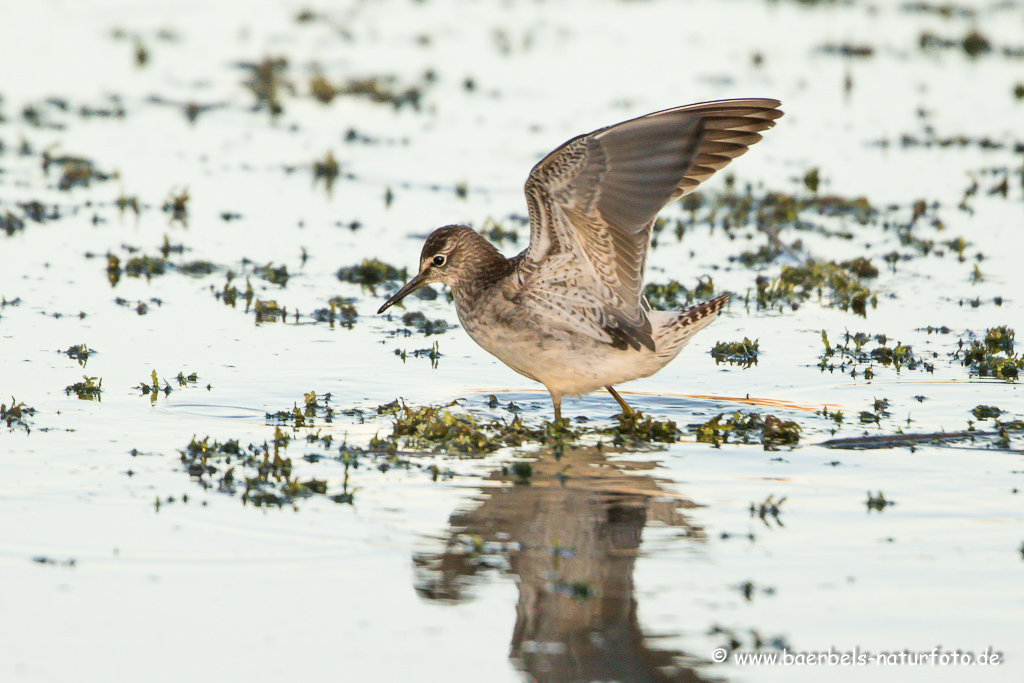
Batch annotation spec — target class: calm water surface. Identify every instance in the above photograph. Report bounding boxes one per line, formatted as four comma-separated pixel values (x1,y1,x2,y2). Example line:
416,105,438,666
1,0,1023,681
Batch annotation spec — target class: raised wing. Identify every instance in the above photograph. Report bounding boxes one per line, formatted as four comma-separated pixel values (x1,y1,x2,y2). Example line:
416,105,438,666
521,99,782,331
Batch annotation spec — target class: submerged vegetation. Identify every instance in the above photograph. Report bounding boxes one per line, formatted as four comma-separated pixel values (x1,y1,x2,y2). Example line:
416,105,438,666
136,370,201,403
372,398,689,455
644,276,717,310
711,338,760,367
337,258,407,292
819,330,935,379
673,181,877,243
372,400,564,455
312,150,340,192
313,297,358,328
751,494,785,525
65,376,103,401
42,151,116,191
602,411,678,445
394,341,442,368
400,311,452,336
866,491,895,512
955,326,1022,380
692,411,801,451
859,397,893,426
266,391,336,428
2,398,37,433
150,387,705,512
971,405,1002,421
755,260,877,316
170,393,357,507
64,344,93,367
179,430,348,508
167,389,703,508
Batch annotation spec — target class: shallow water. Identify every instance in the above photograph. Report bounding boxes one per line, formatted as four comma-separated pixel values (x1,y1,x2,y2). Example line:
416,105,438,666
2,0,1023,681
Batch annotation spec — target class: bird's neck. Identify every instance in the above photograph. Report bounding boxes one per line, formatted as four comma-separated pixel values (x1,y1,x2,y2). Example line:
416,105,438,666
451,233,515,305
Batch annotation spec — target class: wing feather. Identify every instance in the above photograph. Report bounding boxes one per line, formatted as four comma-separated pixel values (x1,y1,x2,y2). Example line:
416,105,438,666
519,98,781,341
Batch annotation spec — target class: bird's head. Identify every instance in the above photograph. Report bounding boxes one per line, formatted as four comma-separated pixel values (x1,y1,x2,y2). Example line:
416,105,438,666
377,225,491,314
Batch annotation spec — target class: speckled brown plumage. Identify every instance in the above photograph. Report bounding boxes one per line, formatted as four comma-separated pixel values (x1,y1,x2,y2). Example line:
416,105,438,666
379,99,782,420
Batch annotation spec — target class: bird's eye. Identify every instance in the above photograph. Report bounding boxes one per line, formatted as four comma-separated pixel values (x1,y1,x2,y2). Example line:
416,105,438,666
432,254,447,267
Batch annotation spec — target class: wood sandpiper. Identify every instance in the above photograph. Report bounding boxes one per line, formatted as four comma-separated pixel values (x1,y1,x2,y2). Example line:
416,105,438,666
378,99,782,421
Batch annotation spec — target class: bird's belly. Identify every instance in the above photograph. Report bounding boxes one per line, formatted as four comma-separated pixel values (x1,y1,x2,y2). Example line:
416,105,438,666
460,312,669,397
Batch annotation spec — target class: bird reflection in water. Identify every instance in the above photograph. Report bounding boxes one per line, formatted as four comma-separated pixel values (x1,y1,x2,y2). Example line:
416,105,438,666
413,445,716,682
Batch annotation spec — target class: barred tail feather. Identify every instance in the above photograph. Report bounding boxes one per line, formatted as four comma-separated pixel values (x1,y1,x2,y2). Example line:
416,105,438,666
652,292,731,359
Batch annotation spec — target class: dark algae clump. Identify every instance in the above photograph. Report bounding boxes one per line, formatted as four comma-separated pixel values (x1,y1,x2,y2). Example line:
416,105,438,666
603,411,678,446
692,411,800,451
65,376,102,401
756,260,876,316
375,401,556,455
957,326,1022,380
337,258,407,293
819,330,933,378
644,277,717,311
400,311,452,336
711,338,760,367
2,398,37,433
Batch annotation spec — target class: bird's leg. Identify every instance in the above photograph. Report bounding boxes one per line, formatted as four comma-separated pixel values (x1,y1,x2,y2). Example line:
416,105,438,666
550,392,563,423
606,386,635,416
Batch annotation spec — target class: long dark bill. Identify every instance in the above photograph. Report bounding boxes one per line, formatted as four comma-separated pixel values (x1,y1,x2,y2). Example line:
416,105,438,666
377,271,429,314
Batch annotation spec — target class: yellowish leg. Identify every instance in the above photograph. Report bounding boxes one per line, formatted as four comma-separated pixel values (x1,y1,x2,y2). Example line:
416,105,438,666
551,394,562,422
606,386,635,416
